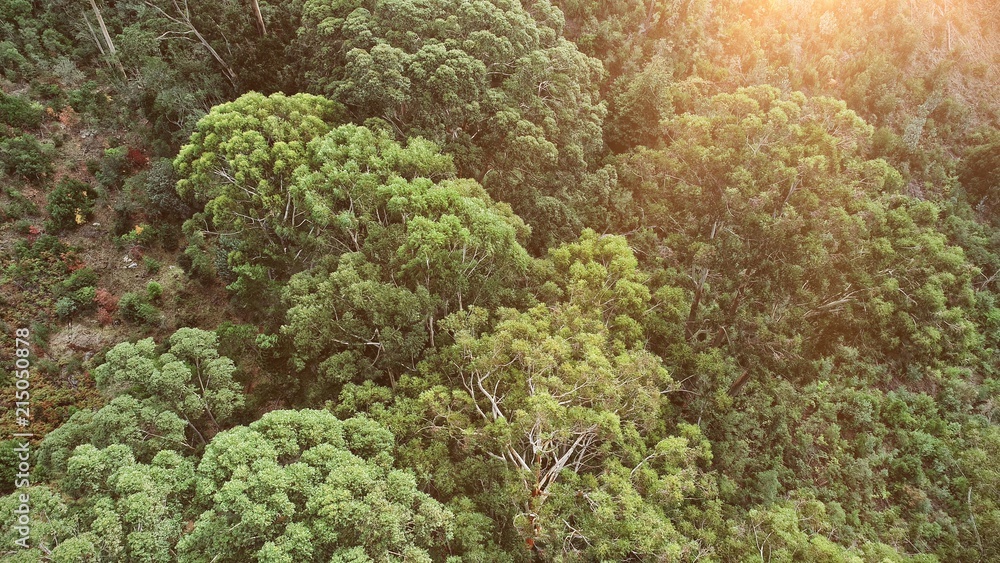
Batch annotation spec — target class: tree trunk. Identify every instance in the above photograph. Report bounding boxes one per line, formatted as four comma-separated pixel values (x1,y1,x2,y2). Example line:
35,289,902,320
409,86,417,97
88,0,127,78
89,0,115,55
144,0,239,89
250,0,266,36
82,12,106,56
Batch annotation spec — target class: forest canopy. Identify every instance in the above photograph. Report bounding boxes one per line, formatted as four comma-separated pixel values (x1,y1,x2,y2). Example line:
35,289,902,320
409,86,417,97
1,0,999,561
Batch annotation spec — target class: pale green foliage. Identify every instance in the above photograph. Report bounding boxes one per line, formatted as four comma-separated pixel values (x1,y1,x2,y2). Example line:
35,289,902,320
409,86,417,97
279,125,530,392
62,446,195,562
36,395,188,478
411,231,707,555
173,91,347,300
93,328,243,444
297,0,607,248
175,92,344,204
177,409,452,562
536,425,715,560
0,450,195,562
0,486,77,560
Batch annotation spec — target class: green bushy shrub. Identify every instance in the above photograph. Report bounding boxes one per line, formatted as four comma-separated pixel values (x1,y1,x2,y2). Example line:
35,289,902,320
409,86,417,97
0,41,29,81
146,281,162,302
55,286,95,319
96,146,129,190
2,186,39,219
143,256,161,274
0,91,43,128
60,267,98,293
118,292,161,325
52,267,98,320
145,158,189,220
67,81,103,115
0,134,54,180
45,177,96,232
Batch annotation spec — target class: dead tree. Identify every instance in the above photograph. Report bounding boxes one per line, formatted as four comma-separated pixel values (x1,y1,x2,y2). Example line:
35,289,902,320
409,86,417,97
144,0,239,89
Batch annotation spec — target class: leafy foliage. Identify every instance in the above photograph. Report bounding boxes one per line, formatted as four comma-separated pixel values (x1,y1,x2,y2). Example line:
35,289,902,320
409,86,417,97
296,0,608,249
4,0,1000,561
45,177,97,232
0,133,54,181
0,90,44,128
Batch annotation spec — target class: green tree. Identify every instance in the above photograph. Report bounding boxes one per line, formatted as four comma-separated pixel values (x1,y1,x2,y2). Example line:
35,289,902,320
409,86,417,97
620,85,983,385
959,134,1000,214
280,130,530,396
93,327,244,445
176,409,452,562
296,0,608,249
36,394,189,479
404,232,714,556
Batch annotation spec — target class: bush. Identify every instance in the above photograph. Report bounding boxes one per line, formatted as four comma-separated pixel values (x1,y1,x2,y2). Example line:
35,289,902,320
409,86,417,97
15,233,65,257
144,256,161,274
146,281,162,302
0,91,43,128
180,245,215,282
55,296,76,319
45,177,96,232
73,286,96,309
94,288,118,313
54,286,94,319
0,134,54,180
126,147,149,169
111,192,141,238
0,41,29,81
52,58,85,86
95,288,118,326
959,137,1000,211
2,186,38,219
118,292,161,325
61,267,98,293
145,158,189,220
67,81,104,116
96,146,129,190
29,81,63,105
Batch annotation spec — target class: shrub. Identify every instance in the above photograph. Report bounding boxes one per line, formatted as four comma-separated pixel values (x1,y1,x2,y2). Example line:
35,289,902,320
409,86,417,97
145,158,189,221
143,256,161,274
29,322,50,347
71,286,96,309
54,287,94,319
180,245,215,282
0,134,54,180
0,91,43,128
146,281,162,302
126,147,149,169
95,288,118,326
52,58,85,86
97,308,114,326
0,41,29,81
118,292,161,325
2,186,39,219
45,178,96,232
29,81,63,105
111,184,141,238
55,296,76,319
118,292,143,320
61,267,98,293
96,146,129,190
67,81,103,115
94,288,118,313
40,28,71,57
